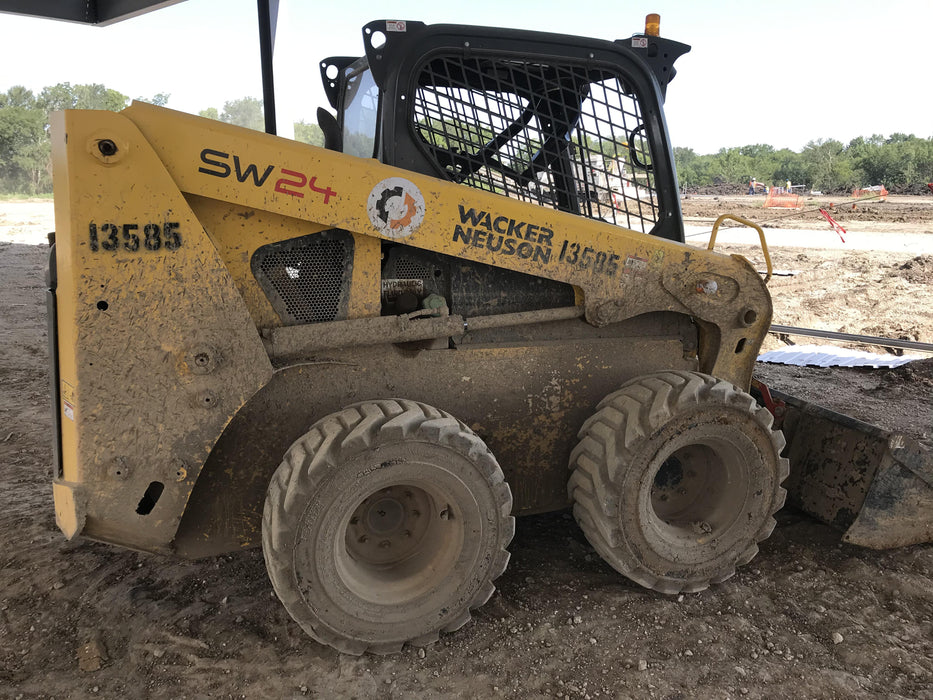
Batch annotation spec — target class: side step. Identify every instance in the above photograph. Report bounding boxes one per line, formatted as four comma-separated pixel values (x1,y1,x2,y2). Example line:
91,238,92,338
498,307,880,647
756,384,933,549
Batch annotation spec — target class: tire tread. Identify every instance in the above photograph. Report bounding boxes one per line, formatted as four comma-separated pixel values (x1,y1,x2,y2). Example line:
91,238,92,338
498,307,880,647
262,399,513,655
569,371,789,595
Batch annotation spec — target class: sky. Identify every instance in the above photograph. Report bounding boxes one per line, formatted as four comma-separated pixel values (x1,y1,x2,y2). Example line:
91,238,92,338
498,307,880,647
0,0,930,154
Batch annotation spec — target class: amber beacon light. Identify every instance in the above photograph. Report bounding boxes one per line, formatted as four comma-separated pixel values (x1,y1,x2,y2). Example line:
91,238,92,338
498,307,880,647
645,13,661,36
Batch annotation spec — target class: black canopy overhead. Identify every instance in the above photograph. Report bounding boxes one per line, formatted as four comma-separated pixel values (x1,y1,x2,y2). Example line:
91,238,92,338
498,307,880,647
0,0,280,135
0,0,187,25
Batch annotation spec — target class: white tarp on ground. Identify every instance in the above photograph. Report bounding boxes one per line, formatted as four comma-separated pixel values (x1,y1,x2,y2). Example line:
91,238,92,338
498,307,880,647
758,344,922,368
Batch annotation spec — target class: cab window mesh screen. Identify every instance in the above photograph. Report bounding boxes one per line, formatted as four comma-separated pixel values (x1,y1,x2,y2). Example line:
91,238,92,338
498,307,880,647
412,55,659,233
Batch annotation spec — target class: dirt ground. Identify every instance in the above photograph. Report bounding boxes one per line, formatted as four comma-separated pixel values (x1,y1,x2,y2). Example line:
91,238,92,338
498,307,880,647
682,194,933,444
1,198,931,699
683,193,933,236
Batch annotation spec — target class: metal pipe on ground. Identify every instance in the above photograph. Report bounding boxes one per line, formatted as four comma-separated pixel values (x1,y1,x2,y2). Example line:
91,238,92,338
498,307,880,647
769,324,933,355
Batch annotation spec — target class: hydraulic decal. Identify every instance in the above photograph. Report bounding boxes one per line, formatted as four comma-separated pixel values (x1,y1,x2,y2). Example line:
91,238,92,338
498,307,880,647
367,178,426,239
382,279,424,302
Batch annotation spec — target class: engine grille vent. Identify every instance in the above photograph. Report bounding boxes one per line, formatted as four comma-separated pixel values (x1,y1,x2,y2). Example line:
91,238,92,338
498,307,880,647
389,255,434,282
252,230,354,324
411,54,659,233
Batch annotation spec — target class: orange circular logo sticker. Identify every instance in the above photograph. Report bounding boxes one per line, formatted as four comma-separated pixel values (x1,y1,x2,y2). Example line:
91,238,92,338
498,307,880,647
367,178,426,239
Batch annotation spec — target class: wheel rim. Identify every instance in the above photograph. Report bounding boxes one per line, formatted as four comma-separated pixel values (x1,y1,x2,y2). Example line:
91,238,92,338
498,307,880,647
345,485,434,566
646,432,749,559
334,479,464,606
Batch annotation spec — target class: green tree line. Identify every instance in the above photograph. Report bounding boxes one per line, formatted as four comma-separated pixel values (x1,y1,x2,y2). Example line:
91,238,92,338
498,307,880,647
674,136,933,193
2,83,929,195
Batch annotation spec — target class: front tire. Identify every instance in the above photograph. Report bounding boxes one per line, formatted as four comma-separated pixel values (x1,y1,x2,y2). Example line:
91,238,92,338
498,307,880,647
569,371,788,594
262,399,514,655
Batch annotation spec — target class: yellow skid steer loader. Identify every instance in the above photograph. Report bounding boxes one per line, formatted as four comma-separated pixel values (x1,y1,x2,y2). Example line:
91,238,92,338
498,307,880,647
36,16,931,655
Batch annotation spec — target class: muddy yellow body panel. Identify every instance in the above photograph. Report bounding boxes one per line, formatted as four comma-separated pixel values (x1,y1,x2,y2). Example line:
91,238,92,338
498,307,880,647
50,109,275,550
50,104,773,554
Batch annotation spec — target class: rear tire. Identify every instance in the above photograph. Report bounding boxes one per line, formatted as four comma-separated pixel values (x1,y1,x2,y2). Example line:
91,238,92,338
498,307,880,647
569,371,788,594
262,399,514,655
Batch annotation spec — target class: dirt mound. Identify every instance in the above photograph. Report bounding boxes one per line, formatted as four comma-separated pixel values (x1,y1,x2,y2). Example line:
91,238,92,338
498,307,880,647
888,182,933,196
880,357,933,388
684,183,749,196
894,254,933,284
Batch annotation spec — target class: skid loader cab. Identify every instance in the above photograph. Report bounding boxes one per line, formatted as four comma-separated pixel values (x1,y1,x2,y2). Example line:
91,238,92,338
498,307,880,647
320,21,688,241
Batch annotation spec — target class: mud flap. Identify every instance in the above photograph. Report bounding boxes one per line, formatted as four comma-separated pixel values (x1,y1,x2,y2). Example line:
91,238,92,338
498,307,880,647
764,387,933,549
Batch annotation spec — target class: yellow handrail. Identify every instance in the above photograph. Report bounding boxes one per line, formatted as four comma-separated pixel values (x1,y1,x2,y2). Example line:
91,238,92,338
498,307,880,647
707,214,773,284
